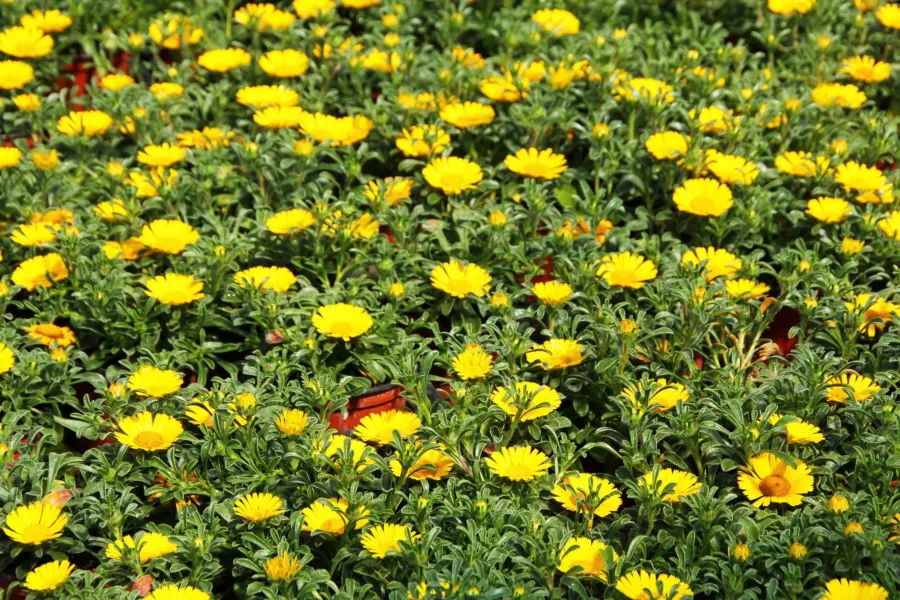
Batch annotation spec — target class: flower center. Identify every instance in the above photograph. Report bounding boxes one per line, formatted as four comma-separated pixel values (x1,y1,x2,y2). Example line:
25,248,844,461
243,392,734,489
446,278,474,296
329,320,355,337
758,474,791,497
133,431,165,449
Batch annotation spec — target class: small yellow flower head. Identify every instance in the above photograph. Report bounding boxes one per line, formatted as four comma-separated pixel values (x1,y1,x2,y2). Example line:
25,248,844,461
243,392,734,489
264,552,302,581
234,492,285,523
827,493,850,514
788,542,807,559
388,282,405,297
816,34,831,49
24,560,74,592
491,292,510,308
275,409,309,436
592,122,610,137
13,93,40,112
733,544,751,562
844,521,864,536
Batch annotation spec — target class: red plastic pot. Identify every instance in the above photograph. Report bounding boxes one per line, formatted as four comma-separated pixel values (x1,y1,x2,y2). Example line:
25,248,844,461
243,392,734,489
2,135,36,149
0,575,27,600
379,224,395,245
518,255,555,286
327,384,406,431
762,306,801,359
56,59,95,110
112,51,132,74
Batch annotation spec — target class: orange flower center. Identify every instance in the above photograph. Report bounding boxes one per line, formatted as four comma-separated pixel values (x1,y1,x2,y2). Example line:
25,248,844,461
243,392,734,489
759,474,791,497
133,431,165,449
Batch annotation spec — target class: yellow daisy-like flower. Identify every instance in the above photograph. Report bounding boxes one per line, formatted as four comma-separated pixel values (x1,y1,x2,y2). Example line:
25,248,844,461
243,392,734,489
127,168,178,198
614,77,675,104
645,131,688,160
825,373,881,403
104,238,146,261
318,434,375,471
532,281,573,305
724,278,770,302
236,85,300,108
145,273,205,306
768,413,824,445
835,162,886,192
139,219,199,255
737,452,814,507
2,502,68,545
253,106,308,129
775,151,830,177
234,266,297,293
312,303,373,341
692,106,739,134
105,532,178,563
681,246,741,281
839,56,891,84
93,199,128,222
298,113,373,146
821,579,888,600
361,524,418,559
491,381,561,421
452,343,493,380
841,237,865,256
20,9,72,32
145,584,210,600
197,48,252,72
638,468,701,502
480,74,528,103
526,339,585,370
0,26,54,58
389,447,454,480
806,197,851,223
557,538,617,580
56,110,114,137
267,208,316,234
127,365,183,398
596,252,658,289
439,101,495,128
395,125,450,158
504,148,567,180
363,177,413,206
11,253,69,291
259,49,309,78
422,156,483,195
149,82,185,100
30,149,58,171
430,260,492,298
877,211,900,240
485,445,551,481
0,60,34,90
293,0,336,18
138,143,187,168
23,323,76,347
264,552,303,581
876,3,900,28
673,178,733,216
624,378,689,413
0,344,15,374
616,570,694,600
531,8,580,36
275,409,309,436
10,222,62,247
115,412,183,452
13,93,40,111
704,150,759,186
788,542,808,559
354,410,421,446
811,83,867,109
98,73,136,91
24,560,74,591
551,473,622,517
234,492,285,523
844,293,900,337
185,401,215,428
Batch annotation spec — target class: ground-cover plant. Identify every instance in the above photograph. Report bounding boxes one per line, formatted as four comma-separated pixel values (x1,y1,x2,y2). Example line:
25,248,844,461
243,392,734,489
1,0,900,598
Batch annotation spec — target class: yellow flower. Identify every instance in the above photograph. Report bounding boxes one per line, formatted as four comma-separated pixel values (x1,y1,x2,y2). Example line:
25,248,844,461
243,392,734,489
491,381,561,421
831,139,849,155
234,266,296,293
480,74,528,103
596,252,658,289
98,73,135,91
811,83,867,109
145,273,205,306
822,580,888,600
2,502,67,545
704,150,759,186
185,401,215,428
138,143,187,168
673,178,734,216
127,365,182,398
354,410,421,446
775,151,830,177
725,278,770,300
768,413,824,444
614,77,675,104
691,105,739,133
806,197,851,223
299,113,372,146
11,253,68,291
264,552,303,581
57,110,114,136
20,9,72,32
422,157,483,195
617,571,693,600
738,452,814,507
593,122,610,137
835,161,886,192
839,56,891,84
551,473,622,517
877,3,900,28
825,373,880,403
139,219,199,254
360,524,418,559
488,210,508,226
0,344,15,374
94,199,128,222
485,446,551,481
267,208,316,234
440,102,495,128
318,434,374,470
249,105,305,129
389,447,454,480
105,532,177,563
147,82,183,102
127,168,178,197
841,237,865,256
430,260,491,298
733,543,751,561
624,378,689,413
234,493,285,523
293,0,336,18
0,60,33,90
878,211,900,240
31,149,59,171
526,339,585,370
343,0,380,8
24,560,74,591
788,542,807,559
828,494,851,513
557,538,617,580
259,49,309,78
104,238,146,261
274,409,309,436
844,293,900,336
395,125,450,158
388,282,405,297
531,8,580,36
236,84,300,109
504,148,567,180
146,585,210,600
532,281,572,305
638,468,701,502
0,26,54,58
23,323,76,347
844,521,864,536
312,303,373,341
361,49,402,72
645,131,688,160
491,292,510,308
363,177,412,206
767,0,816,15
452,343,492,380
115,411,183,452
13,93,40,111
197,48,252,72
681,246,741,281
